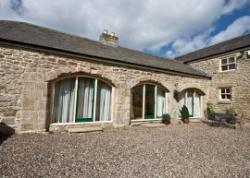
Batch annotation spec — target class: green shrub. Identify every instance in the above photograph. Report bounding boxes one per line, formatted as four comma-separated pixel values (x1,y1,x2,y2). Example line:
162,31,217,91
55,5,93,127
173,90,180,102
207,101,215,113
180,105,190,123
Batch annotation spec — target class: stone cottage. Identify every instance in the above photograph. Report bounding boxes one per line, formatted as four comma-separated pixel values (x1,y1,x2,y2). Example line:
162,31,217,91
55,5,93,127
0,20,249,133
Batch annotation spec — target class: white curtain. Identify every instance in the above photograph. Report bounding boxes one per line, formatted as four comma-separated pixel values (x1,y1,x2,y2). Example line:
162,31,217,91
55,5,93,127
97,82,111,121
157,88,166,117
53,78,75,123
77,78,94,118
193,92,201,117
186,91,193,116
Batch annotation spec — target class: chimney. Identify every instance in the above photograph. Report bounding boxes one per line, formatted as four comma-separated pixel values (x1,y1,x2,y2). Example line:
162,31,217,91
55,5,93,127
99,30,119,47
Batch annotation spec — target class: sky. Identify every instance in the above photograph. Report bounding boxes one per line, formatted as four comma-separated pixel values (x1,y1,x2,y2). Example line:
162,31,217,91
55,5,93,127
0,0,250,59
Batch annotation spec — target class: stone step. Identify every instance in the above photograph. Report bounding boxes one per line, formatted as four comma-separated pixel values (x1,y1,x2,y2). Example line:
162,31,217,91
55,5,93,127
141,123,165,128
68,127,103,133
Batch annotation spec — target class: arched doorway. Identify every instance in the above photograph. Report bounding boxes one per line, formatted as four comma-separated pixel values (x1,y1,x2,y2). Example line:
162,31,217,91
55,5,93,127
52,76,112,123
131,83,167,120
178,88,205,118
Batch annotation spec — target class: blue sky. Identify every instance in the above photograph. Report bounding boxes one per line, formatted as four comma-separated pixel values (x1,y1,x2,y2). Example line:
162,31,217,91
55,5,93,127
145,2,250,58
0,0,250,59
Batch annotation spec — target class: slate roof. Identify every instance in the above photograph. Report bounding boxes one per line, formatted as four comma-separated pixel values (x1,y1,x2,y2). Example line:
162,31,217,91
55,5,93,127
0,20,209,78
176,33,250,63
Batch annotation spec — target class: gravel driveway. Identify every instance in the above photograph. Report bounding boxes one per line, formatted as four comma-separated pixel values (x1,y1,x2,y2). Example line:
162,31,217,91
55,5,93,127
1,124,250,178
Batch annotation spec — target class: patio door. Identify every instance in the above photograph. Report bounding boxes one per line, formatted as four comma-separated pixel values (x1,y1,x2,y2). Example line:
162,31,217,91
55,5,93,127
178,89,202,118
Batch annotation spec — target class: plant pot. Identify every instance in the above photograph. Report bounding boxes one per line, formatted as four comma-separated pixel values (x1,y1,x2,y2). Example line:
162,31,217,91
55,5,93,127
182,118,189,124
162,120,171,125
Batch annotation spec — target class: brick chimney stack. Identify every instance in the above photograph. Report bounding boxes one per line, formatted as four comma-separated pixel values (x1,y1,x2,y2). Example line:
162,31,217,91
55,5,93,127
99,30,119,47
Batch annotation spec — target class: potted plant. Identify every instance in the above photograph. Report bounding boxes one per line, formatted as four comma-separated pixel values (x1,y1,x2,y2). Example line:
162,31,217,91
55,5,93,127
162,113,171,124
180,105,190,124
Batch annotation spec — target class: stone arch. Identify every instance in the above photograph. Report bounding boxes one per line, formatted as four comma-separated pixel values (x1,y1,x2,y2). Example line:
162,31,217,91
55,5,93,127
46,71,116,87
180,87,206,95
178,83,206,96
131,79,169,92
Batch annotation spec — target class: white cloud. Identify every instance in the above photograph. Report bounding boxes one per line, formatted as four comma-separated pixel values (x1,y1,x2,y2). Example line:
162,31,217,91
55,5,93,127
167,16,250,58
222,0,250,15
0,0,249,55
210,16,250,44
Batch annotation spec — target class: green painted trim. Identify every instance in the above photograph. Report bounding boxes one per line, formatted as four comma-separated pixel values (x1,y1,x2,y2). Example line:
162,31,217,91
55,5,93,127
145,114,155,119
76,117,93,122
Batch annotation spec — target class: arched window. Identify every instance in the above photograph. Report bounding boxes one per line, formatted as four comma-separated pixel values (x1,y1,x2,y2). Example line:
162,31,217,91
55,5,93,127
52,77,112,123
178,89,204,118
131,84,166,120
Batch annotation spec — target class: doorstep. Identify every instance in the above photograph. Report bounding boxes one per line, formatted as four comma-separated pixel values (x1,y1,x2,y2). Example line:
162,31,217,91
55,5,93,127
49,122,112,132
131,119,166,128
68,127,103,133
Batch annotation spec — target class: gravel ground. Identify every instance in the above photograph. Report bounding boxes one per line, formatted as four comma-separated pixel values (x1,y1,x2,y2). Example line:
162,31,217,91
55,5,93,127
1,124,250,178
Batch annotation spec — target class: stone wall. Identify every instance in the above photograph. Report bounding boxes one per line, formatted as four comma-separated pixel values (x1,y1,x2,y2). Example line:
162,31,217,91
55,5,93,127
190,49,250,118
0,44,210,133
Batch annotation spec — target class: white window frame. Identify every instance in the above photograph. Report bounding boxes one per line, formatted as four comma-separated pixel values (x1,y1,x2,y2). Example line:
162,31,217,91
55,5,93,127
220,55,236,72
132,83,167,121
51,75,113,124
219,87,232,101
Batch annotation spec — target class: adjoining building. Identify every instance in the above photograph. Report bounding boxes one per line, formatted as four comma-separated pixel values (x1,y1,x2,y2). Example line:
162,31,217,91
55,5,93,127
176,34,250,120
0,20,249,133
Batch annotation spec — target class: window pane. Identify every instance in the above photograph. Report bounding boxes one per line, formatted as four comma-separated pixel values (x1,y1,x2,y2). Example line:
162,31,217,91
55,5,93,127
96,81,112,121
132,85,143,119
229,57,235,63
53,78,75,123
226,88,231,93
221,94,226,99
227,94,231,100
221,59,227,64
76,78,95,122
221,88,226,94
186,91,193,116
221,65,228,71
229,64,236,70
156,87,165,117
145,85,155,119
